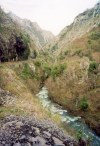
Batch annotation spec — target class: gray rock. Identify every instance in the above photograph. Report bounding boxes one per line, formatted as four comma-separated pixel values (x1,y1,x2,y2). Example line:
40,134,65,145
0,116,78,146
13,142,21,146
33,127,40,136
30,136,46,146
52,137,64,146
42,131,51,139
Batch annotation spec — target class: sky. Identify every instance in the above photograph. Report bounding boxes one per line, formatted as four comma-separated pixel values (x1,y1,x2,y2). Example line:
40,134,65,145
0,0,98,35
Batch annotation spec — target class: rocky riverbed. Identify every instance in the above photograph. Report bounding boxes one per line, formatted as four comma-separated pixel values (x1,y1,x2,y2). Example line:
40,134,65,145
0,115,78,146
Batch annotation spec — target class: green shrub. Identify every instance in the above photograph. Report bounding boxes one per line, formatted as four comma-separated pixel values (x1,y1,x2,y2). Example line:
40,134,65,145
88,62,98,73
87,40,91,44
43,65,51,77
60,32,66,39
0,24,3,33
73,49,82,57
51,44,58,52
34,61,41,67
59,50,69,60
90,32,100,40
51,64,66,79
59,55,65,60
15,33,30,60
59,64,66,73
77,130,83,140
51,66,59,79
80,97,89,111
42,63,66,79
64,50,69,55
21,63,33,79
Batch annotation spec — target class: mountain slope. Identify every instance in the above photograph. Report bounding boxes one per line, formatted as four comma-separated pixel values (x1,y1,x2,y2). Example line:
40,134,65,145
8,12,55,49
49,2,100,52
0,7,31,62
38,2,100,136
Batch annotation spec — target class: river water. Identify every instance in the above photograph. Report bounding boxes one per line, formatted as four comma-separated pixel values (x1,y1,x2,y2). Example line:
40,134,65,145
37,87,100,146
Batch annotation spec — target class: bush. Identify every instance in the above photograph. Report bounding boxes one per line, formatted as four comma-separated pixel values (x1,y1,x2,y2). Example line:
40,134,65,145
73,49,82,57
42,63,66,79
59,54,65,60
34,61,41,67
51,43,58,52
77,130,83,140
51,64,66,79
60,32,66,39
64,50,69,55
88,62,98,73
43,65,51,77
0,24,3,33
30,50,37,59
21,63,33,79
59,50,69,60
80,97,89,111
15,33,30,60
90,32,100,40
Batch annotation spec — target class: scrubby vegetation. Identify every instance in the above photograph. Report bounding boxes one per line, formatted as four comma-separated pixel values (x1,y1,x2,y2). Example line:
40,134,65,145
77,130,83,141
43,63,66,79
79,97,89,111
44,25,100,136
15,33,30,60
21,63,33,79
34,60,41,67
88,61,98,73
90,31,100,40
0,7,30,62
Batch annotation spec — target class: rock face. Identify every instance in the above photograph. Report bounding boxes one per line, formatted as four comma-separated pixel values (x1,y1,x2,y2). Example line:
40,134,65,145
0,116,78,146
8,13,55,49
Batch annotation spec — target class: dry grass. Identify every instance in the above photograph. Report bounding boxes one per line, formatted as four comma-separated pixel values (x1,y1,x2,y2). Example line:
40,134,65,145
0,61,77,137
0,61,47,118
45,54,100,133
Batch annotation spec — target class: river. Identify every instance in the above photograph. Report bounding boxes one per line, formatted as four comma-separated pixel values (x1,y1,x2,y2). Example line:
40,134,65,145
37,87,100,146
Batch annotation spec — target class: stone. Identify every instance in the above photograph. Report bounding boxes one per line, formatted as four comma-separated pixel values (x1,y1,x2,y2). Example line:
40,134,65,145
16,122,23,129
30,136,46,146
42,131,51,139
19,135,28,143
21,143,31,146
33,127,40,135
0,116,77,146
13,142,21,146
45,136,54,145
52,137,64,146
63,139,77,146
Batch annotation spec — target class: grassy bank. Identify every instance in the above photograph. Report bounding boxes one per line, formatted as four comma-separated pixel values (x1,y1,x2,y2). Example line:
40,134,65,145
0,61,76,138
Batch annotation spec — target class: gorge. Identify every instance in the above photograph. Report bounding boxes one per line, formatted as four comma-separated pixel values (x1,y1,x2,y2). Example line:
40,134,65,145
0,1,100,146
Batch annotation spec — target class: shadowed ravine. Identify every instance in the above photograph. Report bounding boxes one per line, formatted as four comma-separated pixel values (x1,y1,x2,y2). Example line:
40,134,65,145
37,87,100,146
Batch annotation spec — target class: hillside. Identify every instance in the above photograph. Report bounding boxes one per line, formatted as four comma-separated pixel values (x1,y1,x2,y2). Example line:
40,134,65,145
0,7,78,146
8,12,55,49
41,2,100,136
49,2,100,53
0,7,32,62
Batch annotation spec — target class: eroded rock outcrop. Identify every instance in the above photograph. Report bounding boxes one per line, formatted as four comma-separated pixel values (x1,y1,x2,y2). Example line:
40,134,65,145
0,116,78,146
